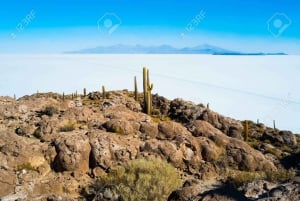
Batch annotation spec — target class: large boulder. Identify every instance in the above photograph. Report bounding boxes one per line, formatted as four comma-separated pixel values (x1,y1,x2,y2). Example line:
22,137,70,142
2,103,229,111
52,132,91,173
89,131,141,170
157,121,190,140
192,120,276,172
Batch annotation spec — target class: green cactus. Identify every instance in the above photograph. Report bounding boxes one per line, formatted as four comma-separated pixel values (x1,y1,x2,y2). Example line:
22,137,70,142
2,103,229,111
102,85,106,99
134,76,138,101
244,120,249,142
143,67,153,115
83,88,87,97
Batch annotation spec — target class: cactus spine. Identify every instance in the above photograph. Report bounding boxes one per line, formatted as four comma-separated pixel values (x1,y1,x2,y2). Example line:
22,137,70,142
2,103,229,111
102,85,106,99
244,120,249,142
143,67,153,115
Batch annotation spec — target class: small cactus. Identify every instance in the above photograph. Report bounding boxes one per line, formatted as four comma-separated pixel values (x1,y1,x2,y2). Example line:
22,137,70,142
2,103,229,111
62,92,65,101
83,88,87,97
134,76,138,101
102,85,106,99
273,120,276,130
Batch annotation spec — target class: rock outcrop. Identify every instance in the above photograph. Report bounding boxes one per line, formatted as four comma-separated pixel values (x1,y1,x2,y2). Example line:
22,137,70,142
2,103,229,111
0,91,299,201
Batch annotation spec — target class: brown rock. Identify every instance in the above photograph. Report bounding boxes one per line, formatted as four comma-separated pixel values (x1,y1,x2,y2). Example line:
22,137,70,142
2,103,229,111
157,121,190,140
89,131,140,169
53,132,91,173
140,122,159,139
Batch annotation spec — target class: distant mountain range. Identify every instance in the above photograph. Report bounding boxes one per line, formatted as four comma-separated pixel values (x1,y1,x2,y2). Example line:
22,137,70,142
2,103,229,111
66,44,287,55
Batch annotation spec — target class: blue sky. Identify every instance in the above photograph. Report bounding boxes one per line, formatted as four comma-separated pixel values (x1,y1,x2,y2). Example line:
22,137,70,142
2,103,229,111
0,0,300,53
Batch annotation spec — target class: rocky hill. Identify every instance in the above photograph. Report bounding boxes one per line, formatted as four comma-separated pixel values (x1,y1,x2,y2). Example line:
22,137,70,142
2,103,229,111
0,90,299,201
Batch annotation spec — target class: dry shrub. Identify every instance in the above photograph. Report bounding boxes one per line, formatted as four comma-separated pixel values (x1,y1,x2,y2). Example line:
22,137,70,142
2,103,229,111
102,158,182,201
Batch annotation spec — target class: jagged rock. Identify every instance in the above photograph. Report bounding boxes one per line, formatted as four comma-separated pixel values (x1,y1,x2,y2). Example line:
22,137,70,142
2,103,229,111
52,132,91,173
169,98,205,124
89,131,140,170
279,131,297,146
152,94,171,116
192,120,276,171
0,90,299,200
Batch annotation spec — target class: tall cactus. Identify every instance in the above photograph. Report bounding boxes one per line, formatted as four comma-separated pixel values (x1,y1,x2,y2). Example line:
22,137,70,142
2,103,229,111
83,88,87,97
143,67,153,115
244,120,249,142
134,76,138,101
102,85,106,99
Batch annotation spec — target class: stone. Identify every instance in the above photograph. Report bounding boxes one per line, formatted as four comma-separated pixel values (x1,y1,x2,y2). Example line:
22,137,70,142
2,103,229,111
52,132,91,173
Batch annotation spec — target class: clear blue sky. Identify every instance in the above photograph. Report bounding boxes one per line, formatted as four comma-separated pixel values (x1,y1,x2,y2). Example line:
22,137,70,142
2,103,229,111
0,0,300,53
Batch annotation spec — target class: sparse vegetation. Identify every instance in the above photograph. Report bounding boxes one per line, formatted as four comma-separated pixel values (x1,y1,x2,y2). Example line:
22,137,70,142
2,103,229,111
265,167,296,183
228,170,259,188
42,105,58,117
99,158,182,201
16,162,38,172
265,147,282,159
59,121,77,132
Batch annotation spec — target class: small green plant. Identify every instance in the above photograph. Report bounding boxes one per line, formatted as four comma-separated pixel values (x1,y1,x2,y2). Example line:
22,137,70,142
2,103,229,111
101,158,182,201
59,121,77,132
281,145,292,153
228,170,259,188
265,147,282,159
33,127,42,138
42,105,58,117
16,162,38,172
265,167,296,183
